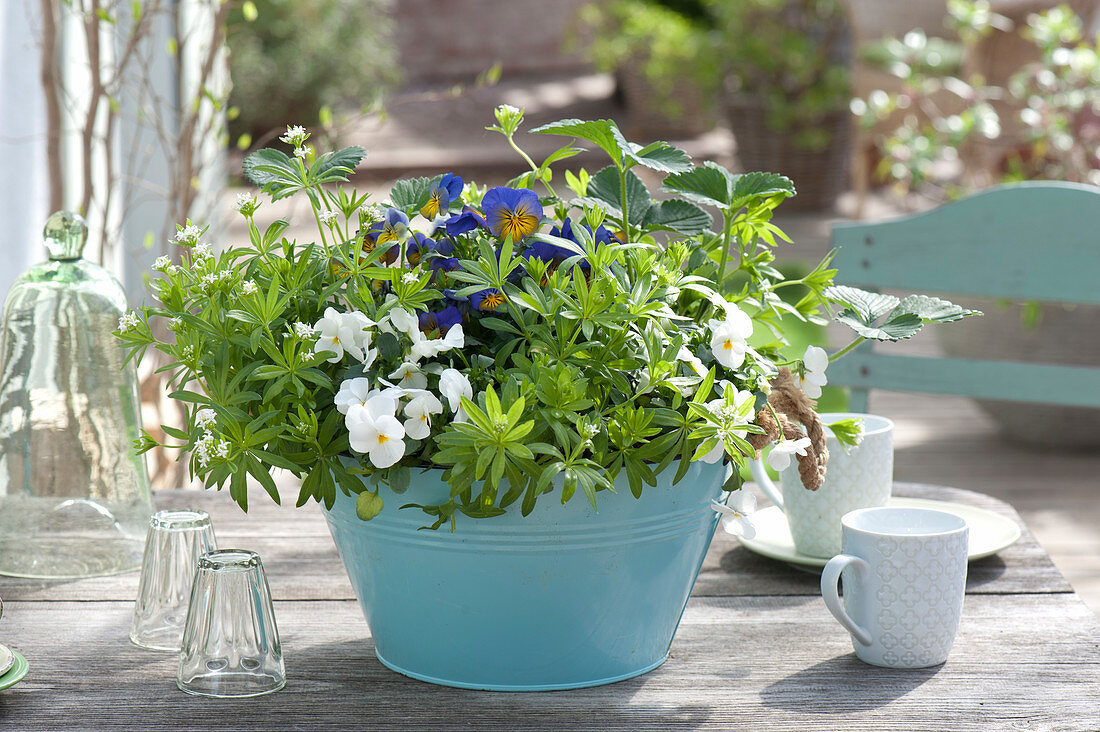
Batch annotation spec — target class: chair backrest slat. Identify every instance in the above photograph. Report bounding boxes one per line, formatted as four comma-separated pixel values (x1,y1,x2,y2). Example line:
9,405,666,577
832,182,1100,305
829,182,1100,407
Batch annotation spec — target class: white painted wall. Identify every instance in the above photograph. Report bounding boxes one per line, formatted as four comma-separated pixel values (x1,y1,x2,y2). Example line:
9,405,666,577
0,1,49,304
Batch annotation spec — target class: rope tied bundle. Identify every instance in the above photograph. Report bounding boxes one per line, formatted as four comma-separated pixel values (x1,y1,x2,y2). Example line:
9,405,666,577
747,368,829,491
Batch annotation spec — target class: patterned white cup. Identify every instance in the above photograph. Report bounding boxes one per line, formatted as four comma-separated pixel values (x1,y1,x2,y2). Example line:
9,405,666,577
821,507,969,668
751,412,894,558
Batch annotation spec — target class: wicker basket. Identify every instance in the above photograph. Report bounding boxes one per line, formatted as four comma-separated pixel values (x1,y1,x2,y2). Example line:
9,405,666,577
725,94,853,211
616,65,717,141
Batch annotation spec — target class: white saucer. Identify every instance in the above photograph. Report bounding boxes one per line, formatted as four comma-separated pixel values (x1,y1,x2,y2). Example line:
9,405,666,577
738,497,1022,569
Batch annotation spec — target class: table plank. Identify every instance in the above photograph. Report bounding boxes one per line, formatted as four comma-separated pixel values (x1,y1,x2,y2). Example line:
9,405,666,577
1,594,1096,731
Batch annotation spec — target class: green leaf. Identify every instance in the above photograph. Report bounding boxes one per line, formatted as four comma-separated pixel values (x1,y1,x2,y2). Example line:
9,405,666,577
313,146,365,184
356,490,384,520
824,286,900,323
895,294,981,323
530,118,627,167
389,177,432,211
835,310,923,341
661,162,734,208
242,148,296,187
643,199,712,235
585,166,651,226
728,171,796,210
628,141,693,174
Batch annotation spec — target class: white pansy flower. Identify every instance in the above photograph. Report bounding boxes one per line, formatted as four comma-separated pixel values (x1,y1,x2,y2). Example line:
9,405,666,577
117,311,140,333
386,307,420,339
195,408,217,429
346,395,406,468
708,305,753,370
335,377,374,415
767,436,813,472
389,363,428,391
319,209,338,226
439,368,473,423
711,490,757,539
313,307,375,364
409,323,464,363
676,346,707,377
402,391,444,440
800,345,829,399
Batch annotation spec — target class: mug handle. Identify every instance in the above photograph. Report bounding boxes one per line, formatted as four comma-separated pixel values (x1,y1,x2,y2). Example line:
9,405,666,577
821,554,873,646
749,459,784,511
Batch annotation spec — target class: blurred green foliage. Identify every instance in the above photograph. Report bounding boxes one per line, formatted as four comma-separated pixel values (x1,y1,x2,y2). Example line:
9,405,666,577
227,0,400,143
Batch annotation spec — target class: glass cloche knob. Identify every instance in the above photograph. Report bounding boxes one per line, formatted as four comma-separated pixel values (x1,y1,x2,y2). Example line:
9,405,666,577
43,210,88,261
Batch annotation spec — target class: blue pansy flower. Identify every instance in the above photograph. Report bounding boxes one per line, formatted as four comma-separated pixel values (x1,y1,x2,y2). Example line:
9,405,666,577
527,217,614,272
445,206,488,236
418,304,464,336
420,173,464,220
470,288,506,312
362,221,399,264
376,207,409,245
481,187,542,241
406,232,435,266
429,256,461,274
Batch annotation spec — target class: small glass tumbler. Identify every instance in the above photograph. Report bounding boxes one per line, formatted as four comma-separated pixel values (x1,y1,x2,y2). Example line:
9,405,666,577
130,509,217,651
177,549,285,697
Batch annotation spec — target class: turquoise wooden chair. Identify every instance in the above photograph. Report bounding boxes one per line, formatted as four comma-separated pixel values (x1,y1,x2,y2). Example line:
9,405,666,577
828,181,1100,412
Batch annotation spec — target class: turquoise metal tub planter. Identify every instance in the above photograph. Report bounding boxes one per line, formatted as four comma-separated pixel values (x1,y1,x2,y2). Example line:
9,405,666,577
321,460,727,691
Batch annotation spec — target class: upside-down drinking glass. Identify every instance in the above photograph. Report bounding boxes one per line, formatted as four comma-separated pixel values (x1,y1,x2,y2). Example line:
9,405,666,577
177,549,285,697
130,509,217,651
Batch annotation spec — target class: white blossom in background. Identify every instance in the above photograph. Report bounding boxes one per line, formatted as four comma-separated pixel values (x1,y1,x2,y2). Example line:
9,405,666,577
293,322,316,339
767,436,812,472
346,395,406,468
193,243,214,261
409,324,464,363
319,209,338,226
708,304,753,370
153,255,172,272
711,490,757,539
439,368,473,423
117,311,139,333
403,391,444,440
313,307,376,364
800,345,829,399
241,280,259,296
294,145,312,159
389,363,428,391
401,271,419,284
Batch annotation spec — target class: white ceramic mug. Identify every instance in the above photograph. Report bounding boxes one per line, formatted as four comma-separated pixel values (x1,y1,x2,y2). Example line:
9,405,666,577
750,412,894,558
821,507,969,668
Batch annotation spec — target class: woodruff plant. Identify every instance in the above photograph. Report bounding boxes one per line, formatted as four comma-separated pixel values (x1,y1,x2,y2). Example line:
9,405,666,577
116,106,975,530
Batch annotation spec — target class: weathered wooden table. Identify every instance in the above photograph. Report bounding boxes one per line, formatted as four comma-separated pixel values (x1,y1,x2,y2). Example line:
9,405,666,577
1,482,1097,731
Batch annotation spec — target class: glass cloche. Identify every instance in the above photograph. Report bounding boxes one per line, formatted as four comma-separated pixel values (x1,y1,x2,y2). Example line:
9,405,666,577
0,212,153,578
